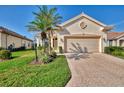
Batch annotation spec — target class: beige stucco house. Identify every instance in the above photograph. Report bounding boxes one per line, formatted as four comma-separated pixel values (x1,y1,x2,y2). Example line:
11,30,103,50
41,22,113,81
107,32,124,47
37,13,112,53
0,26,33,49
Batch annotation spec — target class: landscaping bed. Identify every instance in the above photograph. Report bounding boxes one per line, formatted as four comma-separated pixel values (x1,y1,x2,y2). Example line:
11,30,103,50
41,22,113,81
0,50,71,87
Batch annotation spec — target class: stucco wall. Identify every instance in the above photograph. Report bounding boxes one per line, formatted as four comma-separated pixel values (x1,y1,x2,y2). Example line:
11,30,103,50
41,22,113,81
0,33,32,49
108,36,124,47
22,39,32,49
7,34,22,48
57,17,107,52
117,36,124,46
113,40,117,46
1,33,7,48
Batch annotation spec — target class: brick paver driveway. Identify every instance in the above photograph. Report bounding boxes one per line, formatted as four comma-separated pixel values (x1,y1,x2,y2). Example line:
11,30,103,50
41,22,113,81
65,53,124,87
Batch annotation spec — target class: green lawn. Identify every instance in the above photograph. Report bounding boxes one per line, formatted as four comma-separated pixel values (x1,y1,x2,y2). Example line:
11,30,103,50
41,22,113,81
0,50,71,87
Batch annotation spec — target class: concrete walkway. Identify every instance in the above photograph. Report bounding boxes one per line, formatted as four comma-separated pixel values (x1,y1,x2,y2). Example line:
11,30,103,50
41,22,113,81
65,53,124,87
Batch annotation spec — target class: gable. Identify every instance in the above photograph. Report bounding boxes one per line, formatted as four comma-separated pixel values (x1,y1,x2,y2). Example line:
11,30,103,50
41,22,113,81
59,15,105,36
60,13,106,27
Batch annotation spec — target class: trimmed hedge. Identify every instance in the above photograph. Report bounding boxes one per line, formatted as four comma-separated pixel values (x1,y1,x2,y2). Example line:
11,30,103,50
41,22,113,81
41,51,57,64
9,46,26,52
104,46,124,54
0,47,4,50
0,50,12,59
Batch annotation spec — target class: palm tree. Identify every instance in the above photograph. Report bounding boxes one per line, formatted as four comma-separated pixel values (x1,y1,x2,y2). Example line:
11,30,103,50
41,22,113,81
33,6,62,54
26,15,47,62
27,5,62,56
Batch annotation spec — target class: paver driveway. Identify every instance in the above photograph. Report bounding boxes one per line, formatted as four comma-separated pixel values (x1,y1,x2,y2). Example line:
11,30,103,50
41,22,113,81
65,53,124,87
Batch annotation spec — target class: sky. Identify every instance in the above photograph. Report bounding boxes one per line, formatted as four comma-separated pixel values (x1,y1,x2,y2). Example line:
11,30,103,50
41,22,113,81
0,5,124,39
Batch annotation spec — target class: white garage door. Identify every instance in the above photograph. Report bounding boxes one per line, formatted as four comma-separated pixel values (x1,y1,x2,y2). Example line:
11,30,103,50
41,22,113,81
65,37,100,53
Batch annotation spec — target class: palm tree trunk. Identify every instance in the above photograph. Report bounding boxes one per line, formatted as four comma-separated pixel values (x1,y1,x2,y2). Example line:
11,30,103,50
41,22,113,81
48,32,51,54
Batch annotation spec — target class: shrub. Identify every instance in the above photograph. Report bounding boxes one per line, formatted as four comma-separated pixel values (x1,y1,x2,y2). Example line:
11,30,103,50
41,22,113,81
0,50,12,59
40,53,56,64
39,50,57,64
59,46,63,53
0,47,4,50
104,46,124,54
50,51,57,58
37,46,43,50
41,54,49,64
104,47,113,54
112,51,123,56
47,55,54,63
9,46,26,52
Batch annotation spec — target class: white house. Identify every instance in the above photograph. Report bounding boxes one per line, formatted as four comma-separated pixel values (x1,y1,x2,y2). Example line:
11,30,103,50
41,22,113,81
36,13,112,53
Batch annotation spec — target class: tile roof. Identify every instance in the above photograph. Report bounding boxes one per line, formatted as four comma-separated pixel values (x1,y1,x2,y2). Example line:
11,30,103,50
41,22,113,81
107,32,124,40
0,26,33,42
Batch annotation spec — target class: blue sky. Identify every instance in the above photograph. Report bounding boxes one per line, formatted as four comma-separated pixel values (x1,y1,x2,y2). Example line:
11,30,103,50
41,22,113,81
0,5,124,39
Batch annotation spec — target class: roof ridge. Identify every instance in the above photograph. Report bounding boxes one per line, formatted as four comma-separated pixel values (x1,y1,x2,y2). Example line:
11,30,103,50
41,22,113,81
0,26,32,41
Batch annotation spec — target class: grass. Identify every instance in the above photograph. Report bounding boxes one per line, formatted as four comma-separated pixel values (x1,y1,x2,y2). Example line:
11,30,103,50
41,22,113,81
0,50,71,87
0,50,35,72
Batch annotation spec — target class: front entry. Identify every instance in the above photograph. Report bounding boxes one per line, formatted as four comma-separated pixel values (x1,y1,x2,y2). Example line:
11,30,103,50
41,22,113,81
53,37,58,49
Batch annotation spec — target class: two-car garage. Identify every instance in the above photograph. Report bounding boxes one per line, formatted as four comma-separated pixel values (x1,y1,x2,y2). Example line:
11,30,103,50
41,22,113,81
64,35,101,53
57,13,108,54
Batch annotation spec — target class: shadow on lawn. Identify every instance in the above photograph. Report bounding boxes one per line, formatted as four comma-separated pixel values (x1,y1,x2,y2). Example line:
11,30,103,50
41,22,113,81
11,56,20,59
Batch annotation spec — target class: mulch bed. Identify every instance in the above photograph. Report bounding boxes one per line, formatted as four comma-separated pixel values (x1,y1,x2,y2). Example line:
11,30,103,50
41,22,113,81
29,60,43,65
0,59,9,62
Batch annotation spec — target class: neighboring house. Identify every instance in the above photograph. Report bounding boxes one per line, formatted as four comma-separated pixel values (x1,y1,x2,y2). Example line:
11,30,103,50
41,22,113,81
35,32,42,47
107,32,124,47
35,32,48,47
0,26,33,49
37,13,112,53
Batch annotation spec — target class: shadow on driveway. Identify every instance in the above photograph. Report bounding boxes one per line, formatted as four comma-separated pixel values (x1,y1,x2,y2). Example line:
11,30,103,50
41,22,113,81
66,42,91,60
66,53,90,60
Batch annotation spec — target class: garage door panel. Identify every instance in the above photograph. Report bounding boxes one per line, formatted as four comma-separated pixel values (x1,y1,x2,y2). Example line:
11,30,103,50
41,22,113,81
65,38,99,53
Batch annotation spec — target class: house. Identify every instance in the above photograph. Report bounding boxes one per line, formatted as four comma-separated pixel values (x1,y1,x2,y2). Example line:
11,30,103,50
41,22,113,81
35,32,42,47
0,26,33,49
35,32,48,47
107,32,124,46
37,13,112,53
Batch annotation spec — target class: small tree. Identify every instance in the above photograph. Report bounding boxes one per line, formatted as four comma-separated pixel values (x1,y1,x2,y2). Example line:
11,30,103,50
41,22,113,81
33,6,62,54
26,17,47,63
26,6,62,62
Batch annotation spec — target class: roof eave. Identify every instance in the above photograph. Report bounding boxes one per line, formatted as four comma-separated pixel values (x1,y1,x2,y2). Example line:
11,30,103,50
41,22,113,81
59,13,107,27
102,25,114,32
